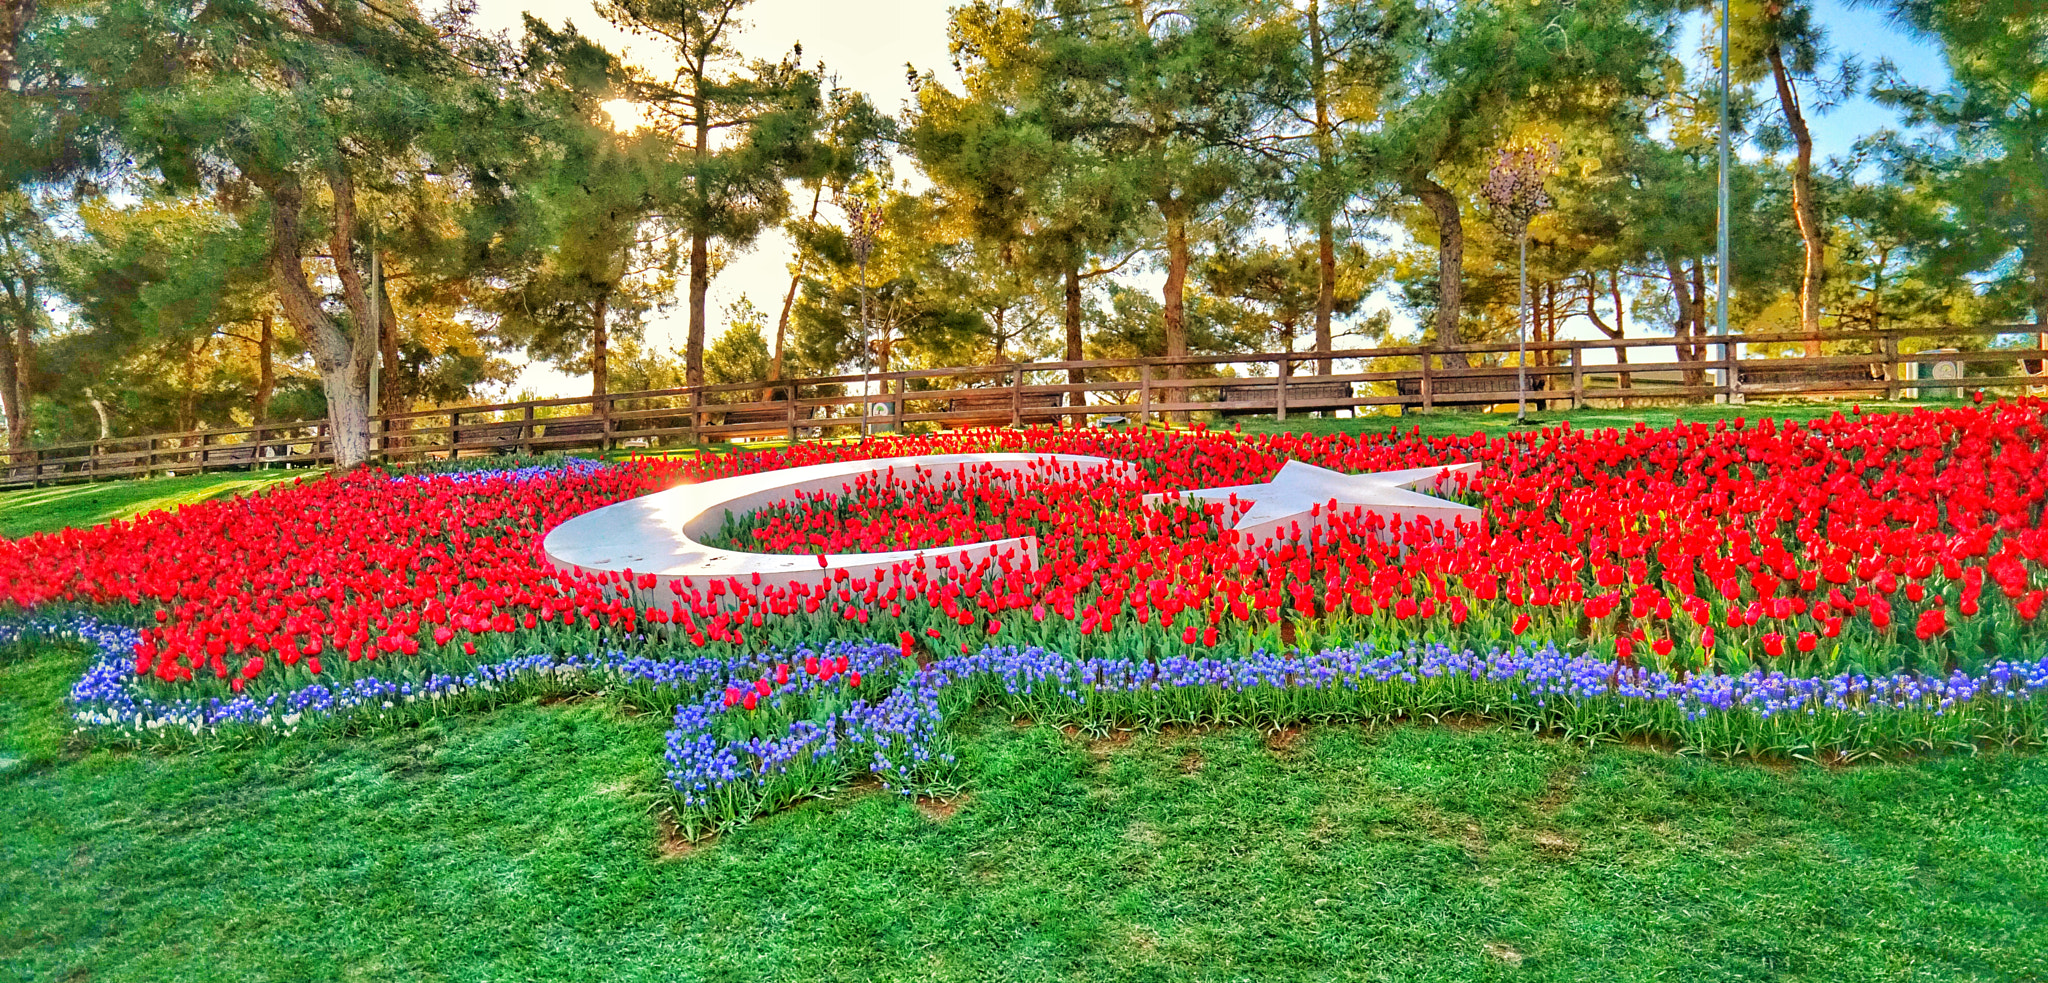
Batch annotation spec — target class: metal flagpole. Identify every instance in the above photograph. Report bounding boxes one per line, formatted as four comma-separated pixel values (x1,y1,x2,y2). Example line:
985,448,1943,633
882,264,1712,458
1717,0,1734,403
1516,233,1529,424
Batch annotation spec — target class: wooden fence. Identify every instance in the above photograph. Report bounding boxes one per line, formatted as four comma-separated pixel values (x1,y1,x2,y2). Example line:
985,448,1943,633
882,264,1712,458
6,325,2043,489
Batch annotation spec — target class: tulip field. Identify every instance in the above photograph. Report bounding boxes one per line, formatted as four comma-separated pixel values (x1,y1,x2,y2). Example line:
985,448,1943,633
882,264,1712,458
5,404,2048,980
2,402,2048,840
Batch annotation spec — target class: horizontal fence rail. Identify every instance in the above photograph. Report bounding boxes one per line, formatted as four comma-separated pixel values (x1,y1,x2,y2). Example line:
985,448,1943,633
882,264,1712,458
5,325,2044,489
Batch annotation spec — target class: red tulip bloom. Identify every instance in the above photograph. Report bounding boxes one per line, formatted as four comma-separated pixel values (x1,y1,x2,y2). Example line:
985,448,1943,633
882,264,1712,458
1915,608,1949,641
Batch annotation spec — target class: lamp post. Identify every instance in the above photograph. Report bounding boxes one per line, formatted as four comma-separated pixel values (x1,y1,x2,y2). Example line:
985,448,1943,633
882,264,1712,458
1479,140,1558,425
1717,0,1735,402
841,195,885,442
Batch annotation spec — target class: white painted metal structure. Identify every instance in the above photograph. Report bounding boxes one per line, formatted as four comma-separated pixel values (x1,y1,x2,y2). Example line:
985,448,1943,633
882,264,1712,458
1145,461,1482,544
543,453,1139,595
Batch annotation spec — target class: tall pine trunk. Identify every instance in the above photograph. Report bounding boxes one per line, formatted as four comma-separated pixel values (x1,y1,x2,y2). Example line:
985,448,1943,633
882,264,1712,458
265,174,376,468
1767,43,1824,355
84,388,110,440
772,183,825,391
1409,175,1470,369
1160,202,1191,416
0,279,31,449
0,0,32,96
686,111,711,390
0,327,22,450
1610,271,1631,389
1316,219,1336,376
592,291,610,397
255,313,274,422
1065,264,1085,407
1666,256,1706,390
179,339,200,434
686,227,709,389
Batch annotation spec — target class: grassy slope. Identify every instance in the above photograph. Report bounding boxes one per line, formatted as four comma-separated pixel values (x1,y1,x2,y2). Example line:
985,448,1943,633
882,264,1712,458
5,402,2044,980
0,469,325,539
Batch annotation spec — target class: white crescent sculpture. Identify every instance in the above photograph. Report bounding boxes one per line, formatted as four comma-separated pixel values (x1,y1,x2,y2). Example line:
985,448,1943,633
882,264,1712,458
543,453,1141,597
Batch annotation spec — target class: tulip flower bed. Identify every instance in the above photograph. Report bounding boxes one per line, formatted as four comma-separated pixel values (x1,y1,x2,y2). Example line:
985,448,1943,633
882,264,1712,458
6,403,2048,835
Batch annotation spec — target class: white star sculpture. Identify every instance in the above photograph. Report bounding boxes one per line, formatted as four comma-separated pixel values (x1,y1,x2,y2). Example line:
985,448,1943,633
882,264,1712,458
1143,460,1483,544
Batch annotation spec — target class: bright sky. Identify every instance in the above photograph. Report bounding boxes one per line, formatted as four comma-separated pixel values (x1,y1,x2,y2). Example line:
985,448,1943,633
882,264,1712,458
471,0,1950,395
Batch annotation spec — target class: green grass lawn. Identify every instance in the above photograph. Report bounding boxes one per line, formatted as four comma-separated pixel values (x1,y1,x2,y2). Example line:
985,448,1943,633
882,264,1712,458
5,402,2044,980
3,636,2044,981
0,469,327,539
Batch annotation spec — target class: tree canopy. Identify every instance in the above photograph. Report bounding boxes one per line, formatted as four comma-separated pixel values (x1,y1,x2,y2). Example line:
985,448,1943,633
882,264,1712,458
0,0,2034,455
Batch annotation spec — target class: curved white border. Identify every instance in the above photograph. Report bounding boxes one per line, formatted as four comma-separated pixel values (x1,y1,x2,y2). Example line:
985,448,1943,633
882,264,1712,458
543,453,1140,595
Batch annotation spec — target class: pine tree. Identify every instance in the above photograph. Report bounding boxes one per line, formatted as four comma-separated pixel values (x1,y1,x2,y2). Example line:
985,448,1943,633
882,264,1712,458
600,0,822,388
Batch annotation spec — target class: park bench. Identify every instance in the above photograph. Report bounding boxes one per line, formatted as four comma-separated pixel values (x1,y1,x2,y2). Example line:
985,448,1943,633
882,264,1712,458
89,449,150,475
941,389,1062,429
201,443,258,468
454,421,529,452
1216,378,1355,417
1394,372,1524,405
4,460,74,484
540,419,604,442
1736,362,1883,394
702,405,797,441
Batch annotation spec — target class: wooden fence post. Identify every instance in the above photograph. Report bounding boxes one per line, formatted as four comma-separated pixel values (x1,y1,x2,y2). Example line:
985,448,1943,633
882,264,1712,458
1138,364,1153,428
599,393,614,453
448,411,461,461
1883,335,1902,401
1275,355,1289,422
1010,366,1025,428
1570,346,1586,410
1419,354,1435,413
522,405,536,455
785,383,800,444
1723,344,1744,404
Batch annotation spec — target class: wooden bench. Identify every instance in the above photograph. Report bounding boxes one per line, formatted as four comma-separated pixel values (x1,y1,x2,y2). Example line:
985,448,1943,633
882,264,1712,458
704,405,795,441
201,443,257,467
541,419,604,441
90,450,150,474
4,462,67,479
1395,373,1524,405
1217,379,1354,417
1737,362,1883,394
455,422,529,451
941,389,1062,429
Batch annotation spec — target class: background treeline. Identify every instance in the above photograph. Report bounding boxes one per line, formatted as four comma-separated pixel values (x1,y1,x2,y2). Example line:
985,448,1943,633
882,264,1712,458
0,0,2041,464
